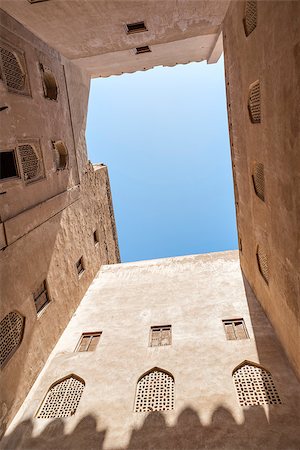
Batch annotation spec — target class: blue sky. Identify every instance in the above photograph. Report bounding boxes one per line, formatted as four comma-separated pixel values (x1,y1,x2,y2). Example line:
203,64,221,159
86,57,237,263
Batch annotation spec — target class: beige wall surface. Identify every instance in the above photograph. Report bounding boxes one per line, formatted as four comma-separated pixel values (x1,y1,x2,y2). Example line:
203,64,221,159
223,1,300,378
3,252,300,449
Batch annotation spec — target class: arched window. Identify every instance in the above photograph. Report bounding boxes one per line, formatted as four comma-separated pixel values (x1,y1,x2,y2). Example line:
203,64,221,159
256,245,269,284
18,144,43,183
134,368,174,412
40,64,58,100
243,1,257,37
36,375,85,418
0,311,25,368
52,140,68,170
252,162,265,201
0,46,25,93
248,80,261,123
233,361,281,406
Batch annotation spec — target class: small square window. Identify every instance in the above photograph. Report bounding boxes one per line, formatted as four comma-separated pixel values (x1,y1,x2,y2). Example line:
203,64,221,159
0,150,18,180
150,325,171,347
33,280,50,314
136,46,151,54
93,230,99,245
76,257,85,276
76,332,102,352
223,319,249,340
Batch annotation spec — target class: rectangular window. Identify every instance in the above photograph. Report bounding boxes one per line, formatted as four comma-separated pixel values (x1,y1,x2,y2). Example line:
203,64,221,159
0,150,18,180
76,257,84,276
136,46,151,54
126,21,147,34
223,319,249,340
76,332,101,352
150,325,171,347
33,281,50,314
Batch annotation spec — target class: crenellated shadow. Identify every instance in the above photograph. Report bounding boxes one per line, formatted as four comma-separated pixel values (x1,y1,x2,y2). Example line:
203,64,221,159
2,405,300,450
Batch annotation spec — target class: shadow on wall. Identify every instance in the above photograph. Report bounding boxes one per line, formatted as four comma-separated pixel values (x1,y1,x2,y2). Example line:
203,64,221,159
2,406,300,450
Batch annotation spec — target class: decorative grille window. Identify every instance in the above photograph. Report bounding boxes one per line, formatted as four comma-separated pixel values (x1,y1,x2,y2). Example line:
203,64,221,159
0,45,28,95
233,362,281,406
223,319,249,340
0,311,25,368
134,368,175,412
40,64,58,100
18,144,43,183
76,332,101,352
256,245,269,284
248,81,261,123
0,150,18,180
76,257,85,276
150,325,171,347
252,162,265,201
36,375,85,418
126,21,147,34
33,281,50,314
243,1,257,37
52,140,68,170
136,46,151,54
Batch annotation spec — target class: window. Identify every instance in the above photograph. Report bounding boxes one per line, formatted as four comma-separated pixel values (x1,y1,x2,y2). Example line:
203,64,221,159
248,80,261,123
243,1,257,37
150,325,171,347
0,150,18,180
76,257,85,276
223,319,249,340
134,368,174,412
256,245,269,284
40,64,58,100
76,332,101,352
93,229,99,245
233,361,281,406
136,46,151,54
126,21,147,34
0,45,27,94
252,162,265,201
33,281,50,314
36,375,85,418
52,140,68,170
18,144,42,183
0,311,25,368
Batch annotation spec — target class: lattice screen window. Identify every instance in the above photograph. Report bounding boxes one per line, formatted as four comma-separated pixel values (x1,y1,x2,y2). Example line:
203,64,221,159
150,325,172,347
134,369,175,412
76,332,101,352
256,245,269,284
36,375,85,418
244,1,257,37
252,162,265,201
17,143,44,183
33,281,50,314
0,43,29,95
248,81,261,123
233,363,281,406
223,319,249,340
0,311,25,368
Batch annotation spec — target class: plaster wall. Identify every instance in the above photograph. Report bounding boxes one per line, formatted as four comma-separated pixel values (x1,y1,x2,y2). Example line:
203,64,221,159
223,1,300,378
3,252,300,449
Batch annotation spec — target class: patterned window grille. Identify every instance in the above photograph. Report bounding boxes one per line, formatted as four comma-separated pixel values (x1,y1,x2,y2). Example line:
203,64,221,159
76,257,85,276
252,162,265,201
223,319,249,340
36,375,85,418
256,245,269,284
76,332,101,352
150,325,172,347
134,368,175,412
233,362,281,406
248,81,261,123
0,45,27,94
18,144,42,183
33,281,50,314
0,311,25,368
243,1,257,37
